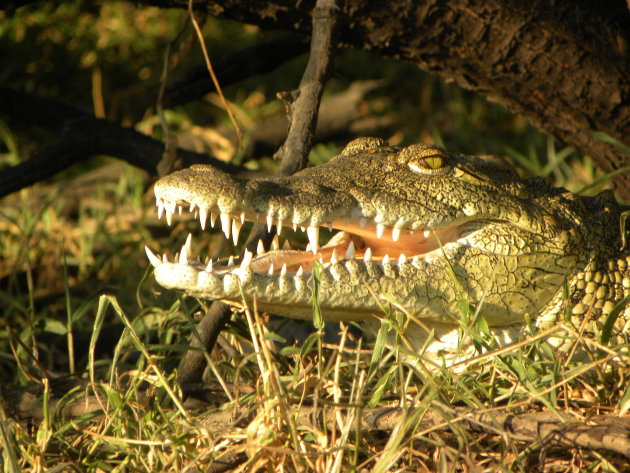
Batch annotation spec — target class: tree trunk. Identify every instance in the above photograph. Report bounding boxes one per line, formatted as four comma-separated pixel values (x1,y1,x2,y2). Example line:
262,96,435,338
149,0,630,199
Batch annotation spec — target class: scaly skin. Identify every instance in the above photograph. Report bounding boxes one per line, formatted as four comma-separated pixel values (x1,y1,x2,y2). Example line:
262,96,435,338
147,138,630,364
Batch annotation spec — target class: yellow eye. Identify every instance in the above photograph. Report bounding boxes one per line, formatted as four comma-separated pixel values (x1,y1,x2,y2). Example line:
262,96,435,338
421,154,445,169
401,144,450,175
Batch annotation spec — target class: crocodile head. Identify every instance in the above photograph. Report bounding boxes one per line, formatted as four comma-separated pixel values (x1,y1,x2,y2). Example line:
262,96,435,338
147,137,594,347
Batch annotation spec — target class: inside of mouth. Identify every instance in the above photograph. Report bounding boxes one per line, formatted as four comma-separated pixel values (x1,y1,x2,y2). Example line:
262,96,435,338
155,199,462,275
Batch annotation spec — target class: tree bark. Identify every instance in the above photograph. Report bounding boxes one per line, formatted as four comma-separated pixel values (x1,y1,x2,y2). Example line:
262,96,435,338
147,0,630,199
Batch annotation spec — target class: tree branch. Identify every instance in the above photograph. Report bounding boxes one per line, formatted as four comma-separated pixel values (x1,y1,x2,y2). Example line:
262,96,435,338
276,0,340,175
176,0,341,390
0,87,244,198
145,0,630,199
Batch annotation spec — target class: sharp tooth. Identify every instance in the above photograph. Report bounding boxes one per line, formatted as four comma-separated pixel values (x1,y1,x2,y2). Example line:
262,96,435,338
184,233,192,252
364,247,372,261
266,215,274,232
179,240,190,264
257,239,266,255
413,256,420,266
306,243,312,252
327,222,333,231
299,226,306,232
271,235,280,250
177,205,183,216
275,218,283,236
296,266,303,276
282,240,291,250
330,249,339,264
280,263,287,276
232,219,242,245
392,227,401,242
241,249,253,268
376,223,385,239
157,200,165,220
240,211,245,224
423,230,431,239
220,213,231,239
162,253,169,263
206,259,213,272
306,226,319,254
166,207,173,226
292,223,298,231
145,246,161,267
382,254,390,265
189,202,197,213
167,200,177,214
199,206,208,230
359,217,367,229
345,241,355,259
210,211,218,228
398,253,407,265
228,255,235,266
267,263,274,276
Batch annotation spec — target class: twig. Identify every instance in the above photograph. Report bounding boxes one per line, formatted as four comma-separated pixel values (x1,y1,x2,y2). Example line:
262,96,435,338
187,0,243,150
164,33,308,108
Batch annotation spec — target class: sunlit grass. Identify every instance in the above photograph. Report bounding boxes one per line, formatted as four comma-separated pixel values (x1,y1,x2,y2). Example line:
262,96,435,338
1,129,628,472
1,4,629,470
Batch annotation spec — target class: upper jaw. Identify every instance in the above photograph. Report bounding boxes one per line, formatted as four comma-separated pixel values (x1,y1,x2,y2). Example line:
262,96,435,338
149,182,472,278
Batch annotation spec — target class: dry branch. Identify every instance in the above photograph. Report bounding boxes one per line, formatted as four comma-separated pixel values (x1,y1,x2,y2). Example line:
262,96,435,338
176,0,341,389
4,383,629,458
276,0,340,175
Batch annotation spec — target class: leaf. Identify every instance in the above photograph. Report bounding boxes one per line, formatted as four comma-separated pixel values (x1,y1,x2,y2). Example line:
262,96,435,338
311,259,324,329
600,295,630,345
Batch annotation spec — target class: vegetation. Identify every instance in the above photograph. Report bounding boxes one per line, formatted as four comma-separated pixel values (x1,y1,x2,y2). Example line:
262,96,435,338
1,2,628,472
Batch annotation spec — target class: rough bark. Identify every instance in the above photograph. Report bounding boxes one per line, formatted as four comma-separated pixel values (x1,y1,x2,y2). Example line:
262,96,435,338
146,0,630,200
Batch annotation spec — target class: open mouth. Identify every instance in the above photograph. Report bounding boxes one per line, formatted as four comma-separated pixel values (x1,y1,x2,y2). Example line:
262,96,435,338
145,195,465,276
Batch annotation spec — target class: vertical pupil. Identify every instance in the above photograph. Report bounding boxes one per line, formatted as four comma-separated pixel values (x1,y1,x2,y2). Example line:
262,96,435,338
425,156,442,169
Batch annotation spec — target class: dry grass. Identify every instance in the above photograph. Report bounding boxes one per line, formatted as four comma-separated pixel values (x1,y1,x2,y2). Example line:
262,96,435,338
0,156,629,473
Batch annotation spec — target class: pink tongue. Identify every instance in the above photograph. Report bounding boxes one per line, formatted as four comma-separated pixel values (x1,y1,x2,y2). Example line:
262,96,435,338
250,237,356,274
330,219,436,258
246,224,459,274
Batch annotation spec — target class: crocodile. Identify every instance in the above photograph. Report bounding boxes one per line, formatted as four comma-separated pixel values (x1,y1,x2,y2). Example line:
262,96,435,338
146,138,630,365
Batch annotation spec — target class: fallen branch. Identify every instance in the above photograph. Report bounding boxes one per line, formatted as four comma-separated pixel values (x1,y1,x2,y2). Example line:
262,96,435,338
4,383,629,458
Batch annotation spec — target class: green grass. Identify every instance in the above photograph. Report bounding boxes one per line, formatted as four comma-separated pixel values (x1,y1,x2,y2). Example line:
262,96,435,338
0,154,628,472
1,4,629,471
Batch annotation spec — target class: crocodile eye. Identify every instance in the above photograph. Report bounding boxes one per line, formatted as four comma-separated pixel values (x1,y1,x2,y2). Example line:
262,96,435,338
420,154,445,170
400,144,450,175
